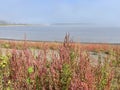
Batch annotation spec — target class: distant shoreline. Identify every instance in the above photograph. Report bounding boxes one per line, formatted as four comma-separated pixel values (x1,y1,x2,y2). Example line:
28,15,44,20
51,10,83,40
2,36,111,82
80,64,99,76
0,38,120,45
0,24,50,27
0,24,29,27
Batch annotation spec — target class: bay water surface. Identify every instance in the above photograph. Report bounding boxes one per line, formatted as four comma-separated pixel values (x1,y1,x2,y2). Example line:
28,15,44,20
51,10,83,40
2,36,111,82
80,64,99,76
0,25,120,43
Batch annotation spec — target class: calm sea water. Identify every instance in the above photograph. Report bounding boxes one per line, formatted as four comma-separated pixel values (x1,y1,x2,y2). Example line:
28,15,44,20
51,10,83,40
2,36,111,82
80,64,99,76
0,25,120,43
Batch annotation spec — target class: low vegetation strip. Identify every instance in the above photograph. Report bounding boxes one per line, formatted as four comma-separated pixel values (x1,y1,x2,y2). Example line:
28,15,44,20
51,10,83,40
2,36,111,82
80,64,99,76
0,35,120,90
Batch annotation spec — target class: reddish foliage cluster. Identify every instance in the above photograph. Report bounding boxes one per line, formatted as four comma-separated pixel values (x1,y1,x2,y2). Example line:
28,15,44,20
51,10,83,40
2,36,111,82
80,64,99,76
0,35,116,90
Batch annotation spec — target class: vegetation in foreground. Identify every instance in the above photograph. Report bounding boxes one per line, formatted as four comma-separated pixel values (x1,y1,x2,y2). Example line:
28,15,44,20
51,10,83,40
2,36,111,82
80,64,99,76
0,35,120,90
